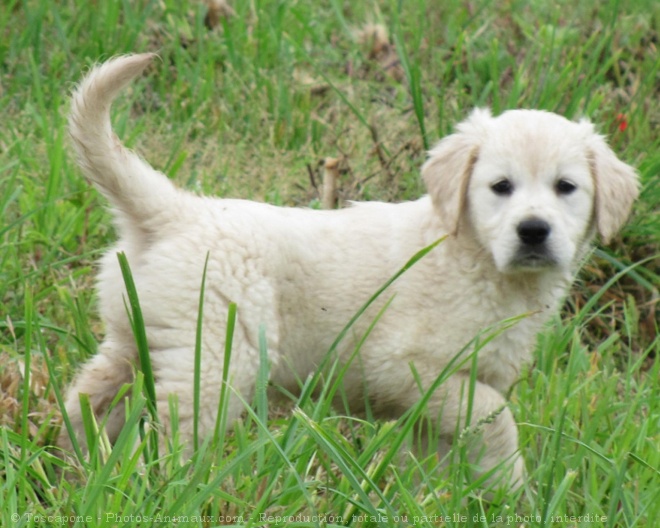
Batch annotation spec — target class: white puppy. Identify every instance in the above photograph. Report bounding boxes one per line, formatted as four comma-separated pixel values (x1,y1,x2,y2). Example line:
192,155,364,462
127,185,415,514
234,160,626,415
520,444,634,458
60,54,638,489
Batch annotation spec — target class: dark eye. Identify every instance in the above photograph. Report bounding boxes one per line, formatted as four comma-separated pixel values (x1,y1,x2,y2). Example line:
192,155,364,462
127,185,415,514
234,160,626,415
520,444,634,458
491,179,514,196
556,179,577,195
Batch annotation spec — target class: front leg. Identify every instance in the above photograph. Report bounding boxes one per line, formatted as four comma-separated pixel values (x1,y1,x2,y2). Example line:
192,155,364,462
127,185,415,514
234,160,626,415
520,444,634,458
420,373,524,490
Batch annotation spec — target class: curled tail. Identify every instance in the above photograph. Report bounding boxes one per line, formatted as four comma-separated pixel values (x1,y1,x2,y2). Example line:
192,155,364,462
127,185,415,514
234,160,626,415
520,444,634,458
69,53,179,232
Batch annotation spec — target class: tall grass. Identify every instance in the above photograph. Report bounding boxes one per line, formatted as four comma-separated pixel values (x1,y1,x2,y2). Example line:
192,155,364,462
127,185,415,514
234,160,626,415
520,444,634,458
1,0,658,527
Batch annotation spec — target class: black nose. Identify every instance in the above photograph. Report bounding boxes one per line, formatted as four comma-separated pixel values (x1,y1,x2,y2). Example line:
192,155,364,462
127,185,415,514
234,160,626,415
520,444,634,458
517,218,551,246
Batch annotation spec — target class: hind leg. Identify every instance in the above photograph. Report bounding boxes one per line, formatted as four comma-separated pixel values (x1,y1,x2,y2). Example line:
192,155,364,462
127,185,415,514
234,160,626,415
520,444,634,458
58,341,135,454
148,338,261,454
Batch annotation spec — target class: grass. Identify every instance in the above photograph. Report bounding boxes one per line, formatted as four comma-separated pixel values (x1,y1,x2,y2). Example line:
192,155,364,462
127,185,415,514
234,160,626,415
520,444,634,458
1,0,659,526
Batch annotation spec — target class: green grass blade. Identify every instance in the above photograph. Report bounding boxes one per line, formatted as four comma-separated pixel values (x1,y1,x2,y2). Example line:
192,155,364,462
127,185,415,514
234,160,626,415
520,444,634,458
117,251,159,460
293,407,394,519
213,301,237,447
117,252,157,418
20,286,33,468
193,252,211,451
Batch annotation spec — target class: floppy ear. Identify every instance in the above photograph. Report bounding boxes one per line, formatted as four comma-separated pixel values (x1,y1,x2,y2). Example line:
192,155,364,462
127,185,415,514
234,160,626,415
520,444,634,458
587,133,639,244
422,109,488,234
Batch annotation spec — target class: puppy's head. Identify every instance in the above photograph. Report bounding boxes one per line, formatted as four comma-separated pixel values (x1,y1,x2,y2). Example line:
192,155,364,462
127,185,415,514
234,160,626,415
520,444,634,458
422,108,639,273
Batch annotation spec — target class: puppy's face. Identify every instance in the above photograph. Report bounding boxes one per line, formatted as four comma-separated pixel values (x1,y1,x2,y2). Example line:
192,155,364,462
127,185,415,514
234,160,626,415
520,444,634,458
422,109,639,274
467,112,596,273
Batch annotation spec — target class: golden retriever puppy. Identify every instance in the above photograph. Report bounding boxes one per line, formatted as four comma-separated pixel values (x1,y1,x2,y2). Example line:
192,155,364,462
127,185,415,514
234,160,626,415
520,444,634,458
59,54,638,489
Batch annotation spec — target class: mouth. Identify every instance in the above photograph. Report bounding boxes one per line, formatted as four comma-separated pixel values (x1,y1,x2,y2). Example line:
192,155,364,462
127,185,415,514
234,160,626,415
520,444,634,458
510,248,558,270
